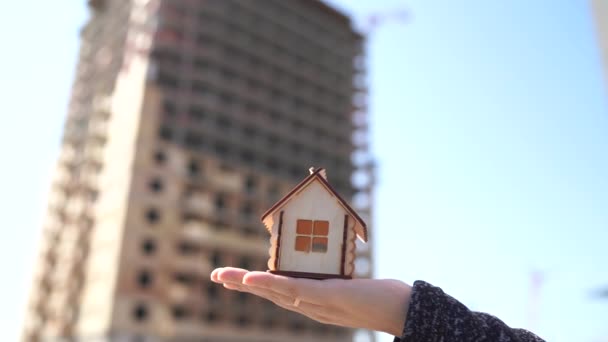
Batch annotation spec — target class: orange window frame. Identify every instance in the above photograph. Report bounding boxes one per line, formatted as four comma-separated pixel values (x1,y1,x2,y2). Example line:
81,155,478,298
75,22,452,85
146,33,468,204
294,219,329,253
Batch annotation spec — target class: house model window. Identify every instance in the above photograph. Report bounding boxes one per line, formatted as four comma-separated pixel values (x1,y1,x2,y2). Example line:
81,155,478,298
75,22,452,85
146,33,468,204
295,219,329,253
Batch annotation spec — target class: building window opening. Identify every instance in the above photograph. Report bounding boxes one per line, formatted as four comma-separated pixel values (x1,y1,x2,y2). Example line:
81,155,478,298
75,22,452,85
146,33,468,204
244,176,256,193
184,132,204,149
206,282,218,298
289,320,306,332
240,203,253,220
266,158,278,171
133,303,149,322
149,178,163,193
204,310,219,323
188,106,205,121
137,270,153,288
145,208,160,224
187,160,200,177
154,150,166,165
235,314,250,327
215,142,230,156
216,116,232,131
192,81,206,94
240,149,254,163
211,251,221,268
141,239,157,255
238,256,251,270
214,194,226,210
237,291,248,304
268,184,280,199
242,125,256,138
163,101,176,115
159,126,173,141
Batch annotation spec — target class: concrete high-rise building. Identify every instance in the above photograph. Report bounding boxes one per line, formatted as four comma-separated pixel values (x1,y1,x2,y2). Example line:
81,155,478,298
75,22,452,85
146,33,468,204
592,0,608,87
22,0,374,341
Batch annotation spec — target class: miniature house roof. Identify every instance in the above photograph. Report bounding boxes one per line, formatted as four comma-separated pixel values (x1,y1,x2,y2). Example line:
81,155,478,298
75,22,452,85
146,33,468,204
261,168,368,242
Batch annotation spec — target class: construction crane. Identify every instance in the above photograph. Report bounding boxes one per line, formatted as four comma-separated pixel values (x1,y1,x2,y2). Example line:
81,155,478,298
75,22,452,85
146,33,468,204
526,270,544,331
362,8,410,35
591,285,608,299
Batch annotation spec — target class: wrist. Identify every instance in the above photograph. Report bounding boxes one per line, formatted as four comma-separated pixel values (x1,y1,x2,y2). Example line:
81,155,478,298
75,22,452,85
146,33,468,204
376,280,412,336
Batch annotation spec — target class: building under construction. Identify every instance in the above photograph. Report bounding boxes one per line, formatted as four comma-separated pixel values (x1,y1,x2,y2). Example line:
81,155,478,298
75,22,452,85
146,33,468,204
22,0,374,341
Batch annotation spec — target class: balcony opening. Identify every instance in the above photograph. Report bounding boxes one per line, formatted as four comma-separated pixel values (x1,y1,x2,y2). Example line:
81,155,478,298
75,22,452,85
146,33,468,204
289,320,306,333
262,318,276,329
172,305,190,320
177,240,201,255
173,273,196,287
242,226,257,237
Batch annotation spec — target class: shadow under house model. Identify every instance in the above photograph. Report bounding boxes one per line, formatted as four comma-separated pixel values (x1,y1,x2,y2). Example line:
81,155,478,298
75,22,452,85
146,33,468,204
261,167,368,279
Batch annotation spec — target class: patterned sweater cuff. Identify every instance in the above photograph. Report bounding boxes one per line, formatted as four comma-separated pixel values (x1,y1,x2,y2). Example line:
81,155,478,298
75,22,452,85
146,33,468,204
393,280,431,342
393,280,545,342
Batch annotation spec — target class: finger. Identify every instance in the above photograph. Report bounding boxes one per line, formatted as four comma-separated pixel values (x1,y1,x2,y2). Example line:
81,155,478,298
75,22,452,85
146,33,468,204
215,267,250,284
210,268,222,283
242,271,339,305
223,283,245,291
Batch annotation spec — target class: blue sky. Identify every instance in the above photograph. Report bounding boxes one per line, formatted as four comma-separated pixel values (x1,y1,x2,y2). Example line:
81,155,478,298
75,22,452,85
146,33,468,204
1,1,607,341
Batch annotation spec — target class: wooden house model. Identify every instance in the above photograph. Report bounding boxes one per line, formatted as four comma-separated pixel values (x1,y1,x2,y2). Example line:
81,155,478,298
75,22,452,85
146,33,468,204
261,167,368,279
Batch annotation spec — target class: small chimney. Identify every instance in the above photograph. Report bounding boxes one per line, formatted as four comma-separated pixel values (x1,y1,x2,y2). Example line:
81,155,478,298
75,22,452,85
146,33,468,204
309,166,327,180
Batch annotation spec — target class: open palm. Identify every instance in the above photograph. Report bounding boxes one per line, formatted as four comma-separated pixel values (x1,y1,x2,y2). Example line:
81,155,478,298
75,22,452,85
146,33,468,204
210,267,411,336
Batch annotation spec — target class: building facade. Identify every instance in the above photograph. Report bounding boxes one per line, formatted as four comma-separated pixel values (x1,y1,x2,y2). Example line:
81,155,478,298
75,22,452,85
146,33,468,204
23,0,374,341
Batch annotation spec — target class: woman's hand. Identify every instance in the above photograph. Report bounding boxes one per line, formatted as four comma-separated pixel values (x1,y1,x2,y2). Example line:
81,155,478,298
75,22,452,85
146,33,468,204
210,267,412,336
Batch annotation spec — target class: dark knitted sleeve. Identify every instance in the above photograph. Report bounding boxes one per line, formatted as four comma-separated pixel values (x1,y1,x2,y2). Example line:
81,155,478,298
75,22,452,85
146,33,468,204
393,281,545,342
